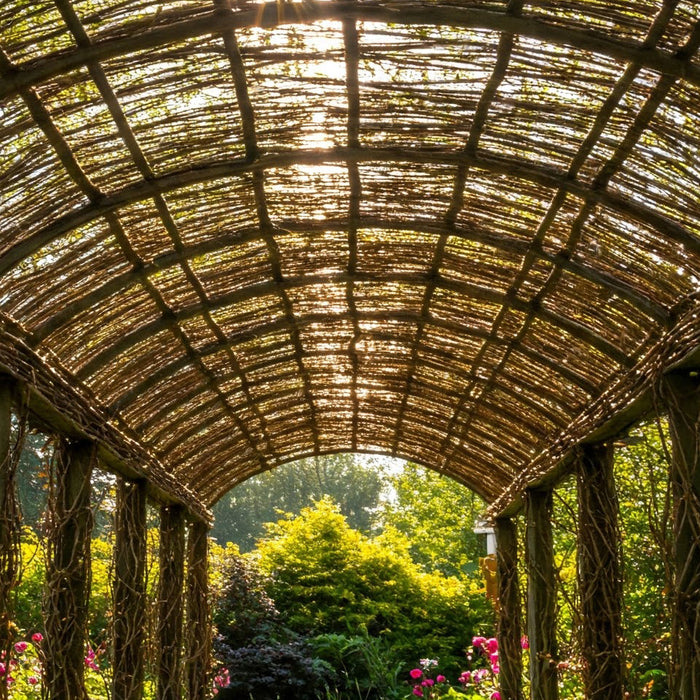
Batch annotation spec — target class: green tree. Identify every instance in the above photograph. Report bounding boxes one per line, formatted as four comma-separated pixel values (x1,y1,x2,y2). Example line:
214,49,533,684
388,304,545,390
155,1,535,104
211,454,389,549
616,422,672,698
254,498,492,676
380,463,488,577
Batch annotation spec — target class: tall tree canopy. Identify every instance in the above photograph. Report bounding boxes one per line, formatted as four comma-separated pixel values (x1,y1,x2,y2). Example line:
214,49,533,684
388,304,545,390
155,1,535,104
211,454,389,550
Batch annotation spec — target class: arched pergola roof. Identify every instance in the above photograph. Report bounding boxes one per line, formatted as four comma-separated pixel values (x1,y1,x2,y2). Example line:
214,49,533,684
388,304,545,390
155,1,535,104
1,0,699,516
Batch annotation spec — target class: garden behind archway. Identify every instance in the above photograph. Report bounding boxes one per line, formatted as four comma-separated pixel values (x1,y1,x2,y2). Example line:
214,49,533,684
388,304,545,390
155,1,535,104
1,0,699,698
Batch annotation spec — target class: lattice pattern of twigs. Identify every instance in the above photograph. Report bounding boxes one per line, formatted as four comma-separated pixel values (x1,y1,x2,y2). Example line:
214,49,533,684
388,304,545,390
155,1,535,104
0,0,699,512
42,438,95,700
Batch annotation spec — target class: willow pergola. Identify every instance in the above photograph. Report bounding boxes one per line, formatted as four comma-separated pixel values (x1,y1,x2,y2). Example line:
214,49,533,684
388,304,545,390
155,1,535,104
0,0,699,698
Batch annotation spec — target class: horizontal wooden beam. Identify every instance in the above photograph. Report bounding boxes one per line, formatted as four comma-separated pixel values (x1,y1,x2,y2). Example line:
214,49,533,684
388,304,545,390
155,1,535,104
488,299,700,517
0,314,211,523
71,269,630,382
1,1,698,102
30,216,667,345
2,147,698,278
109,307,600,413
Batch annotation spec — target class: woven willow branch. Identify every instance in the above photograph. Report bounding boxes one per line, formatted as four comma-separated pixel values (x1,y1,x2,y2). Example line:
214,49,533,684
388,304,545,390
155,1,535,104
112,478,148,700
42,439,95,700
157,505,186,700
576,443,623,699
660,375,700,700
185,521,211,700
0,388,24,700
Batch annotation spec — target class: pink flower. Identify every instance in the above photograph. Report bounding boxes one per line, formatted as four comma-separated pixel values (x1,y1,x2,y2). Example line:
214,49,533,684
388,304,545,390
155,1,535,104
84,647,99,671
472,636,487,649
214,668,230,688
0,663,5,676
436,674,446,683
28,676,39,685
412,688,424,697
473,669,489,684
421,678,434,687
490,652,499,665
491,664,500,674
490,693,501,700
486,638,498,653
458,671,471,684
521,635,529,650
410,668,423,680
32,633,43,644
13,642,28,654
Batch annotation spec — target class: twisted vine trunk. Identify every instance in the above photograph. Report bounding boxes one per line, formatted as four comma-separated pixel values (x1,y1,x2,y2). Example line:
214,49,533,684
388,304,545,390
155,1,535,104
158,504,185,700
112,478,147,700
526,488,558,700
43,439,95,700
663,372,700,700
576,442,623,699
496,516,523,700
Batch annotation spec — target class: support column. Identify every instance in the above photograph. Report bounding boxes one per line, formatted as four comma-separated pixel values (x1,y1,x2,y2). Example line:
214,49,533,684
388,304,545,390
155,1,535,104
44,439,95,700
662,372,700,700
495,516,523,700
112,478,147,700
158,504,186,700
186,519,211,700
526,488,558,700
0,380,17,700
576,443,623,699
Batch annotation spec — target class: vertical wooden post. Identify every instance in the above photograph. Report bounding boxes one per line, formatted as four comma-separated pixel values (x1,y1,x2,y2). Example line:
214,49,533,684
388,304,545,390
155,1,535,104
44,439,95,700
0,380,17,700
576,443,623,699
662,372,700,700
158,504,186,700
526,488,558,700
112,478,147,700
495,516,523,700
186,519,211,700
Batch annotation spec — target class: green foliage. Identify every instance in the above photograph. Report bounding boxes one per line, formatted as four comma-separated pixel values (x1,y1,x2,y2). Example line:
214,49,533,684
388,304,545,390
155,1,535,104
14,528,44,635
254,498,492,677
380,464,487,577
310,631,404,699
14,529,114,643
211,455,388,550
615,423,672,699
3,635,113,700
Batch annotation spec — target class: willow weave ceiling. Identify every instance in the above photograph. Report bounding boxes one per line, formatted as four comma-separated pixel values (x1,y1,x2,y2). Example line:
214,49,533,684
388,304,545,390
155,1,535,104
1,0,699,511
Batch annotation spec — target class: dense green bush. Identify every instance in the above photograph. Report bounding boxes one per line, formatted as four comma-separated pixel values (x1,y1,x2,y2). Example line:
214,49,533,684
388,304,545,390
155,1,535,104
254,498,492,677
